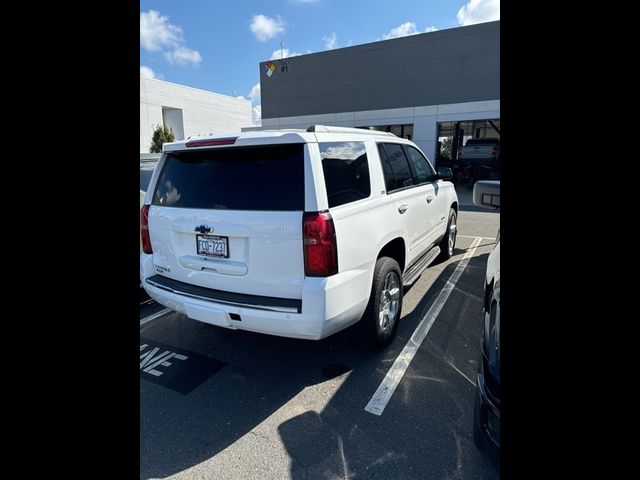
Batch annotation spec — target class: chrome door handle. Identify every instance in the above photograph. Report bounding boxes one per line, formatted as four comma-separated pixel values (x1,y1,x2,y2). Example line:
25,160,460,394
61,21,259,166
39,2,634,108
426,196,434,204
398,204,409,214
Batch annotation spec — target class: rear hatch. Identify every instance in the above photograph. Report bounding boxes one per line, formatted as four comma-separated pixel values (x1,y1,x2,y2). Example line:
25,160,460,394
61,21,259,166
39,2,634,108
146,143,306,300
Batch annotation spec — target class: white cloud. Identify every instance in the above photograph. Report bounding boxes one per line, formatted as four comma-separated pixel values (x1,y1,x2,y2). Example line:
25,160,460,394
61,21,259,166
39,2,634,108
164,46,202,66
382,22,419,40
252,105,262,126
270,47,304,60
140,10,181,51
457,0,500,26
141,10,203,68
249,14,285,42
322,32,338,50
140,66,157,79
425,26,438,32
249,82,261,102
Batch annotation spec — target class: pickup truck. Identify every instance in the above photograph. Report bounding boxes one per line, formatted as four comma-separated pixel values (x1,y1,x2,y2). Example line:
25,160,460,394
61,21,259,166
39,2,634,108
457,138,500,183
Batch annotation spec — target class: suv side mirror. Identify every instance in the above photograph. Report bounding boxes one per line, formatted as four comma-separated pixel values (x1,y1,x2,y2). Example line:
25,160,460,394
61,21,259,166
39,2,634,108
437,167,453,180
473,180,500,209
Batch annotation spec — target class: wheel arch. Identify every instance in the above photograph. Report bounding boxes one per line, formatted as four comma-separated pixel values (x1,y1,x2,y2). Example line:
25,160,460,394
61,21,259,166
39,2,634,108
377,237,406,273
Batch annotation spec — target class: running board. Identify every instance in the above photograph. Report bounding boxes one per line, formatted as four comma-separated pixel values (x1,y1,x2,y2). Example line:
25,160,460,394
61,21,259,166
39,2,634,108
402,246,441,287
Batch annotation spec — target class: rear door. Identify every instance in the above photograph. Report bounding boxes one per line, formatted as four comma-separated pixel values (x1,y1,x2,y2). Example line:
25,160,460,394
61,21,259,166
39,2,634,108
146,143,306,300
377,143,431,265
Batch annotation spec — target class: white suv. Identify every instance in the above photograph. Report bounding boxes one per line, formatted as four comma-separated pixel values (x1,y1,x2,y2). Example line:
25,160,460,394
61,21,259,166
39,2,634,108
140,125,458,346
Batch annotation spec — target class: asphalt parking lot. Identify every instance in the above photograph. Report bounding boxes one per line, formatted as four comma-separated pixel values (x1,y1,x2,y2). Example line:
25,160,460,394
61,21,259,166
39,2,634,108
140,205,500,480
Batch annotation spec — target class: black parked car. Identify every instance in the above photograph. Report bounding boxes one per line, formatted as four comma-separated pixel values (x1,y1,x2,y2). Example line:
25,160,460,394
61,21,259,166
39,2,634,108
472,181,500,458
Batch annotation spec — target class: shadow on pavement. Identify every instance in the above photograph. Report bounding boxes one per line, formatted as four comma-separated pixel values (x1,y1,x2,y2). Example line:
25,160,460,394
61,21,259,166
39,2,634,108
140,314,377,478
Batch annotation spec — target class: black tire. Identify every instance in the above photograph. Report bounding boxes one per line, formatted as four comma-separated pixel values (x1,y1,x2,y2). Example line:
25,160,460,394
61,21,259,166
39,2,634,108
360,257,403,348
438,208,457,261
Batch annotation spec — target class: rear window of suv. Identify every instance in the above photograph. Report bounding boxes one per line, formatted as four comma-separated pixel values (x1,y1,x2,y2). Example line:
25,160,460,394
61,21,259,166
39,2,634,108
151,144,304,211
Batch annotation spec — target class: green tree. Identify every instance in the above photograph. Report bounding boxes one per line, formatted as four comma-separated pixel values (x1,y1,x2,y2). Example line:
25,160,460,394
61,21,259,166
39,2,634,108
440,137,452,160
149,125,175,153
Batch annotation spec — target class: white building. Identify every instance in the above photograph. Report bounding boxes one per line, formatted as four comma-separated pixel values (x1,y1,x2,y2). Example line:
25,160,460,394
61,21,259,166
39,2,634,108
140,77,252,153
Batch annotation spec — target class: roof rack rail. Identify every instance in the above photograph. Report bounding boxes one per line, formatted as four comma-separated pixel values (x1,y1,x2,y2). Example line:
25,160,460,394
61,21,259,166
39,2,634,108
306,125,397,137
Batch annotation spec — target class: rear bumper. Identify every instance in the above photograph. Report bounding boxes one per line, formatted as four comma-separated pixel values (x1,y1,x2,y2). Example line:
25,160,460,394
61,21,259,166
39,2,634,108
145,274,302,314
140,255,371,340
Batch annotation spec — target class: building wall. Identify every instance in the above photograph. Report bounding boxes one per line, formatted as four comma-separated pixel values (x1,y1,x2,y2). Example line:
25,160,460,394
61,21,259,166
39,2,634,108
140,78,252,153
246,100,500,165
259,21,499,119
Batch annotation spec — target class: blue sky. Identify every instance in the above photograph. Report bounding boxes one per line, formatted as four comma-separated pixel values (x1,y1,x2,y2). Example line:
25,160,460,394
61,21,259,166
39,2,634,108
140,0,499,124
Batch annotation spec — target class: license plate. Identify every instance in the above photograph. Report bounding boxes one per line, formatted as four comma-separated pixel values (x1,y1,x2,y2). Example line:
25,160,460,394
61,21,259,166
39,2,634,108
196,235,229,258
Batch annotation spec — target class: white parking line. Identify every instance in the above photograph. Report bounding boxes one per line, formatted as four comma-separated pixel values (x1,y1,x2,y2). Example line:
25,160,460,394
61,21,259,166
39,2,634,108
457,234,496,240
447,360,477,387
140,307,172,327
364,236,482,416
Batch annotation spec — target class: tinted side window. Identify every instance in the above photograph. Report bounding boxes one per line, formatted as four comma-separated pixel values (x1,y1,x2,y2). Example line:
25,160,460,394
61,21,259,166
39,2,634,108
404,145,434,184
378,143,414,192
320,142,370,207
377,145,395,193
151,144,304,211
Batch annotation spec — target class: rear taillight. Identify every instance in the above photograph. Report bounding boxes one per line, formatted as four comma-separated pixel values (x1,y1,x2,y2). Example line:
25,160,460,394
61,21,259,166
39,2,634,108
141,205,153,254
303,211,338,277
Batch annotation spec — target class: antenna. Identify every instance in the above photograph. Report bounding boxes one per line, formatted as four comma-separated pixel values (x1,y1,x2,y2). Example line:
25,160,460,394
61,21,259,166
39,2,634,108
280,40,284,59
